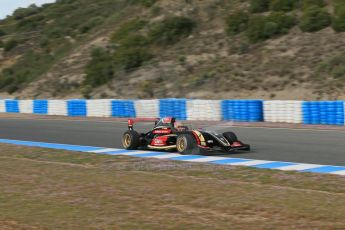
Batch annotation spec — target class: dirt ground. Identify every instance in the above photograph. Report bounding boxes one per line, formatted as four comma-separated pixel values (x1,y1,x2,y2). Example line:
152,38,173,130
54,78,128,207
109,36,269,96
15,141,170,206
1,144,345,229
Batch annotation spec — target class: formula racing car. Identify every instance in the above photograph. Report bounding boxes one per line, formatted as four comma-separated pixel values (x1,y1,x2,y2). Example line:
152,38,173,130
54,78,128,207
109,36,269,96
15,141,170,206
122,117,250,155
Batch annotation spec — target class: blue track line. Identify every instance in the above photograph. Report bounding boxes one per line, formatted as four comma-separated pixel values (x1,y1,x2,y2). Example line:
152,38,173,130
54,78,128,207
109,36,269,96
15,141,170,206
1,138,345,176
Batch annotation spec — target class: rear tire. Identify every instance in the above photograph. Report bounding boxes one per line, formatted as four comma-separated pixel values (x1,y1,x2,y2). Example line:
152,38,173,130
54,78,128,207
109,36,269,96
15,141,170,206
122,130,140,150
223,132,238,144
176,134,197,155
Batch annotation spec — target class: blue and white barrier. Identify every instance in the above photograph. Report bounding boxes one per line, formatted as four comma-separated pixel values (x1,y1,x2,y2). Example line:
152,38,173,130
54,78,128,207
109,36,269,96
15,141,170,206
0,99,345,126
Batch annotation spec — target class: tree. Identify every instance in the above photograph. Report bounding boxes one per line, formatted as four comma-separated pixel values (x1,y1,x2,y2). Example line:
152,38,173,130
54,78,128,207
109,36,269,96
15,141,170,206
149,17,196,45
332,4,345,32
0,29,6,37
114,48,152,71
299,6,331,32
226,11,249,36
250,0,270,13
4,39,18,52
84,48,114,87
270,0,296,12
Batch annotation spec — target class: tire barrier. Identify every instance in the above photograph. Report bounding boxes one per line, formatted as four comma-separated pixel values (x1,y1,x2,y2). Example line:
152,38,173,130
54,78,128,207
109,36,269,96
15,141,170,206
222,100,263,122
134,100,159,118
0,100,6,113
0,99,344,126
19,100,33,114
159,99,187,120
33,100,48,115
187,100,222,121
111,100,136,118
48,100,67,116
264,100,303,124
67,100,87,117
87,99,112,117
5,100,19,113
303,101,344,126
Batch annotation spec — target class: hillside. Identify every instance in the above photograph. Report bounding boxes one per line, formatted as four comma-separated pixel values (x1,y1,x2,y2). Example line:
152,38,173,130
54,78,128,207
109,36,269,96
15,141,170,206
1,0,345,100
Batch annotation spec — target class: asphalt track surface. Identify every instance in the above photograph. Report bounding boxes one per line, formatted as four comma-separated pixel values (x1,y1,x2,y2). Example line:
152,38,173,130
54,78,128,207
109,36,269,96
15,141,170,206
0,117,345,166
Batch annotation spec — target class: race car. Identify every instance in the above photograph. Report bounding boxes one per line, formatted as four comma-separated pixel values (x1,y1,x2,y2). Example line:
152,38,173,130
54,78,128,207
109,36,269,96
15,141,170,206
122,117,250,155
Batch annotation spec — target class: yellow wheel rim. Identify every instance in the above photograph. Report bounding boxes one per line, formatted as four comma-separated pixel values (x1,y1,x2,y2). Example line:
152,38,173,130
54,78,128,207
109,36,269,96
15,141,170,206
177,137,186,152
123,133,131,148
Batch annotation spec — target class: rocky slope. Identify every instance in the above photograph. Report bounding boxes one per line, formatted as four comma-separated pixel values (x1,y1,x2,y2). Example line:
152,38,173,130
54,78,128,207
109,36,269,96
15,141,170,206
0,0,345,100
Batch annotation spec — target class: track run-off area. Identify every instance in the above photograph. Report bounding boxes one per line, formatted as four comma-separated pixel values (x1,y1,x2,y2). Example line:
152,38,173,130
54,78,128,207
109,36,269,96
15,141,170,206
0,116,345,167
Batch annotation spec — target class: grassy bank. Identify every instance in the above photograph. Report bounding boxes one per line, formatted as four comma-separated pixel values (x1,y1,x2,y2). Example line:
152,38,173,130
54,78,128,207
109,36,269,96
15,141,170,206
0,144,345,229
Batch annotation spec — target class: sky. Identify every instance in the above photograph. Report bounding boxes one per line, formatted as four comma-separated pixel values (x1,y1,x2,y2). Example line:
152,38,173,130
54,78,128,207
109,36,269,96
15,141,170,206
0,0,56,19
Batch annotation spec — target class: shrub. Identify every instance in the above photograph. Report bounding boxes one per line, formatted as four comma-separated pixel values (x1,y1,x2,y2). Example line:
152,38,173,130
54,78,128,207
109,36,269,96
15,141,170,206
266,12,296,32
16,15,45,31
120,34,150,48
149,17,196,45
246,16,267,43
250,0,270,13
84,48,114,87
114,47,153,71
79,16,104,33
317,53,345,79
81,85,92,99
246,13,295,43
4,39,18,52
0,51,54,92
238,41,250,54
150,6,161,16
39,37,50,48
44,27,64,39
332,4,345,32
0,29,6,37
12,4,41,20
226,11,249,36
299,6,331,32
127,0,156,7
270,0,296,12
111,19,147,42
263,21,280,38
302,0,325,9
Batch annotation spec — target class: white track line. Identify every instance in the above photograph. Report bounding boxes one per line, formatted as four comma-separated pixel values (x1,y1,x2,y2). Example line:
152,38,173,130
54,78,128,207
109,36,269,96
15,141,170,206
88,148,119,153
330,170,345,175
228,160,273,166
119,151,154,156
151,153,182,159
276,164,323,171
186,156,226,162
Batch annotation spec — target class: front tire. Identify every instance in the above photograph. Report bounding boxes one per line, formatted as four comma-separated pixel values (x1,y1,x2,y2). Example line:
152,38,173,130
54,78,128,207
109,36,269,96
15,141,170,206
176,134,197,155
223,132,238,144
122,130,140,150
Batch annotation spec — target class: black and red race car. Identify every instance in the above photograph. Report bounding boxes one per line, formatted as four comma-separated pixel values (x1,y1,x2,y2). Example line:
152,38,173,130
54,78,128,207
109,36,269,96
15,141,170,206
122,117,250,155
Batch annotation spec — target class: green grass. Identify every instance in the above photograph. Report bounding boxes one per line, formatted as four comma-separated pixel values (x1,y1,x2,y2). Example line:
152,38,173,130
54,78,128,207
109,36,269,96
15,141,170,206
1,144,345,229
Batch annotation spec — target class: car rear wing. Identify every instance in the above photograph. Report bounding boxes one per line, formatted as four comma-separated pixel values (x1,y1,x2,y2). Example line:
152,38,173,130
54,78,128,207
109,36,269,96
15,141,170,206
128,118,160,130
